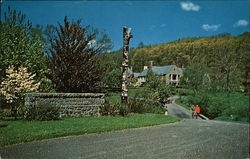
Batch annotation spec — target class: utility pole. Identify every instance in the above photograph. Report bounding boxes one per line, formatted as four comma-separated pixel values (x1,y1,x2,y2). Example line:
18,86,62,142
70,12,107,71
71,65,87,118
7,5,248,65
121,26,132,104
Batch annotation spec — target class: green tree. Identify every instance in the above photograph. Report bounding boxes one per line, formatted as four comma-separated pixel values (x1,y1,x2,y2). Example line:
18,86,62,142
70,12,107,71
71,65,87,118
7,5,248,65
0,7,48,84
0,7,52,92
181,63,211,93
101,68,122,89
47,16,112,93
145,70,175,103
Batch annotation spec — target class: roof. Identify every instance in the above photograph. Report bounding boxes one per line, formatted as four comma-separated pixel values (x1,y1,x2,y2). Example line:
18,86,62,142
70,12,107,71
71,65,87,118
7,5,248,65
152,65,175,75
139,69,149,77
133,73,141,78
137,65,176,77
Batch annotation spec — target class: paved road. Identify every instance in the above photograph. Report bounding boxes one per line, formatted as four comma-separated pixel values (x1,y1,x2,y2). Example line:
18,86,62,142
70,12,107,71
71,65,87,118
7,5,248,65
165,96,192,119
1,119,249,159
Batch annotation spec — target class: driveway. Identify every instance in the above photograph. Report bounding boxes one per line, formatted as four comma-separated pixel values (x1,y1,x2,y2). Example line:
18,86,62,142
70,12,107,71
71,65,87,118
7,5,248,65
165,96,192,119
0,119,249,159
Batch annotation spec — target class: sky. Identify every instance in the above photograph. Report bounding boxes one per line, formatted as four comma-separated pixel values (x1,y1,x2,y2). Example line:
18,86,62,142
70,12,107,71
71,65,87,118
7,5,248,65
1,0,249,51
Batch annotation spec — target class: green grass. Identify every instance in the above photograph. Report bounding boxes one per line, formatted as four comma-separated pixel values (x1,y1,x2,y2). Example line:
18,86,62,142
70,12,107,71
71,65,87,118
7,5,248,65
0,114,180,146
175,91,249,122
106,87,146,104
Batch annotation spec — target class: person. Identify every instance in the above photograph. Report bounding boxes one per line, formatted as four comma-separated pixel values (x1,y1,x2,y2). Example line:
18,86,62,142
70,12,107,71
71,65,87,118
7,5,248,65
190,105,195,119
195,105,201,119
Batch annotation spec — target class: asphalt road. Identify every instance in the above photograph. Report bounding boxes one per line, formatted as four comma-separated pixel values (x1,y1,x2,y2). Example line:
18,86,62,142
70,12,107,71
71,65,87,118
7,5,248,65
1,119,249,159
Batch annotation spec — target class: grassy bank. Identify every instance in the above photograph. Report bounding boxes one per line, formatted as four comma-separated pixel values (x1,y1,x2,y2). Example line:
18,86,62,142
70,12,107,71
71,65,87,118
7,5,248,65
0,114,180,146
176,92,249,122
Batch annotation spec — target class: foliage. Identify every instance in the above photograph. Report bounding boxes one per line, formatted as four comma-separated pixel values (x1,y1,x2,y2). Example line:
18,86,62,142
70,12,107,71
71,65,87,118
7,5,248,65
0,66,40,119
47,16,112,93
0,7,48,88
145,70,175,103
128,99,145,113
118,104,129,116
128,87,165,114
101,32,250,90
176,91,249,122
100,98,119,116
25,102,60,121
101,68,122,88
181,63,211,92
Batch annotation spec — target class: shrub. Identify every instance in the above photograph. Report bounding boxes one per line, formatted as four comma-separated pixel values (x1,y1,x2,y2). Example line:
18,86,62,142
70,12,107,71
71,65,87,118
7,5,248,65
0,66,40,119
128,99,145,113
25,102,60,121
100,99,119,116
143,99,165,114
118,104,129,116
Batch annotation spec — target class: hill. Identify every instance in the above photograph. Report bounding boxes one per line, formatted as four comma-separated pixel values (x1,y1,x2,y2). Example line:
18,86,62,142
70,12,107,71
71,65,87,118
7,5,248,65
99,32,250,87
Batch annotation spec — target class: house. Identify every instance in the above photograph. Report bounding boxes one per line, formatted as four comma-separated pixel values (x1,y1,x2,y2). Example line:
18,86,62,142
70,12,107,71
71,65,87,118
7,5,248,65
133,65,184,86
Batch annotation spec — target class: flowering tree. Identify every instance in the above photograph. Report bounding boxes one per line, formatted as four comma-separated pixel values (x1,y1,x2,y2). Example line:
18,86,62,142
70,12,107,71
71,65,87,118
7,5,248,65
0,66,40,119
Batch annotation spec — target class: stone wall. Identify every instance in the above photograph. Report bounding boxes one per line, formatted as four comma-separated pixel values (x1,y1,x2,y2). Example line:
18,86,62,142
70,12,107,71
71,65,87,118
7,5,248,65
25,93,105,117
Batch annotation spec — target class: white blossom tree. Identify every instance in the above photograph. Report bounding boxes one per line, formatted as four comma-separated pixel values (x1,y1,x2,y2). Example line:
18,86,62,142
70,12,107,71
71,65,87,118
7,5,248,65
0,66,40,119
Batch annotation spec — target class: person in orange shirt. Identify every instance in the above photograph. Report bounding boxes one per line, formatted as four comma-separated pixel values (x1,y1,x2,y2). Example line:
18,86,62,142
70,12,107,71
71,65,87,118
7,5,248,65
195,105,201,119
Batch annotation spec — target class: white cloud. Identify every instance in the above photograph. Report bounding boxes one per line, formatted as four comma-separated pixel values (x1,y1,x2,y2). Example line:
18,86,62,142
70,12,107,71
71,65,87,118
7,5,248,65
202,24,221,31
149,25,156,30
160,24,166,27
180,2,200,11
234,19,249,27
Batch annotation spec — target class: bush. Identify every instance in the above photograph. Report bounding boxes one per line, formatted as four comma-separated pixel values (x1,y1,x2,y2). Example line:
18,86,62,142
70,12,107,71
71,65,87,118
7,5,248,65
143,99,165,114
118,104,129,116
128,99,145,113
100,99,119,116
25,102,60,121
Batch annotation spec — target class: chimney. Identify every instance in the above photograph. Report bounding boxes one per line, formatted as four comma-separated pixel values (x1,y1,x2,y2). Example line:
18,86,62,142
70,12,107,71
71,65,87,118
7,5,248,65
149,61,153,69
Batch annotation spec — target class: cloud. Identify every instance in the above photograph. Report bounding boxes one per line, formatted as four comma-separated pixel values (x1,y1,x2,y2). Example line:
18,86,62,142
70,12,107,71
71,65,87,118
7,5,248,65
180,2,200,11
234,19,249,27
149,25,156,30
160,24,166,27
202,24,221,31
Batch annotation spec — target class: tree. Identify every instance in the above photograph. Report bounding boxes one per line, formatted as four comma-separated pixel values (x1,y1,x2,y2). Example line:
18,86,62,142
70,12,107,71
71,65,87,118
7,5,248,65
181,63,211,93
0,66,40,119
0,7,48,84
101,68,122,89
145,70,175,103
47,16,112,93
211,43,244,92
137,42,145,48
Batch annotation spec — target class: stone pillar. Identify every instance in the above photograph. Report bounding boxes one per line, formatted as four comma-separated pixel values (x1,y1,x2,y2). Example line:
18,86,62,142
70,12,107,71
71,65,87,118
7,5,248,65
121,27,132,104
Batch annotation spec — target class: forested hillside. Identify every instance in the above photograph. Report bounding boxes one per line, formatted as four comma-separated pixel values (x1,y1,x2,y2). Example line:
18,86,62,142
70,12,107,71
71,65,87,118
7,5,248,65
100,32,250,88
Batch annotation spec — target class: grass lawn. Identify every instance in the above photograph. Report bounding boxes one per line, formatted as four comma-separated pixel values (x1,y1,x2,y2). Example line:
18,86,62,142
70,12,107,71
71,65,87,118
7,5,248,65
0,114,180,146
107,87,145,104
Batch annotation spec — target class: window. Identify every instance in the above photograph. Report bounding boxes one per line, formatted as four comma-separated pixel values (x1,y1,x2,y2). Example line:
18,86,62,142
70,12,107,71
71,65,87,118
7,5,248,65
173,74,177,80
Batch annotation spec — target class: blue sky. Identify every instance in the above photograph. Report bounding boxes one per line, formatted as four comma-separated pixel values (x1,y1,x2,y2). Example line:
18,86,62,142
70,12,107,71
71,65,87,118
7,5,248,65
1,1,249,51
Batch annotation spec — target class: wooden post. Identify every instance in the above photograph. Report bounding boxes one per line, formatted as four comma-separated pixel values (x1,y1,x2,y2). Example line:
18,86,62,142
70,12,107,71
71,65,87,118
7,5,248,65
121,26,132,104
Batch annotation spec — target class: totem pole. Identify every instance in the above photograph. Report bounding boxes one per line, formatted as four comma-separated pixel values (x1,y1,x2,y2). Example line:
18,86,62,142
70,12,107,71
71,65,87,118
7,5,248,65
121,27,132,103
